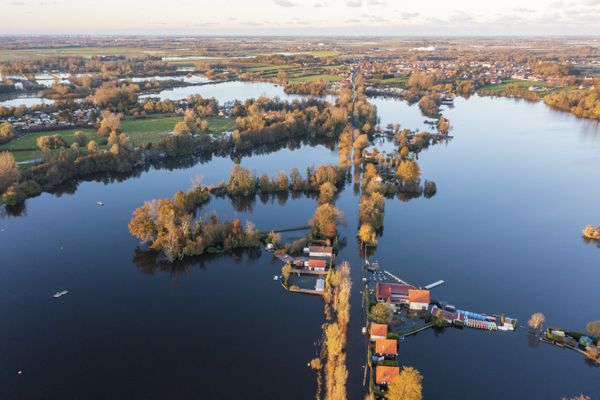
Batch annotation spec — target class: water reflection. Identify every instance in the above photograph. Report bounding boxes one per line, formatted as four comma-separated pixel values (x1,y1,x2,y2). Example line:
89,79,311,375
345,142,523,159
132,246,262,275
1,136,337,219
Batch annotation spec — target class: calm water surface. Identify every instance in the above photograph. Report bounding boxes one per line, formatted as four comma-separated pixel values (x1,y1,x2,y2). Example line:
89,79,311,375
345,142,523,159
1,86,599,399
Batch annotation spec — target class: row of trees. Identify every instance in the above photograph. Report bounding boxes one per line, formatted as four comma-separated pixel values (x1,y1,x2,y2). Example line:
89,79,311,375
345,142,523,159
283,81,327,97
225,164,344,197
1,97,352,205
544,89,600,120
319,262,352,400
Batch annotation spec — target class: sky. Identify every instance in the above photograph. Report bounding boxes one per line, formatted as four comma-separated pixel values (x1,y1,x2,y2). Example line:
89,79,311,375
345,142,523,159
1,0,600,35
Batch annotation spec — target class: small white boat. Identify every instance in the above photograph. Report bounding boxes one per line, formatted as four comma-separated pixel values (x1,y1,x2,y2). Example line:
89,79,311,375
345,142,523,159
273,275,279,281
96,201,104,206
53,290,68,298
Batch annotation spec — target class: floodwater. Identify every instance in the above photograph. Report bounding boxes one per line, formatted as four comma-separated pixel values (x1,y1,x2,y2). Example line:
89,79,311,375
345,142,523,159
140,80,337,104
0,96,55,108
1,83,599,399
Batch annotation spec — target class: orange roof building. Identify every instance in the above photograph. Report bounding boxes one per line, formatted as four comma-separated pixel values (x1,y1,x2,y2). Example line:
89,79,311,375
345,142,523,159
376,365,400,385
370,323,388,341
408,289,430,311
308,259,327,270
375,339,398,356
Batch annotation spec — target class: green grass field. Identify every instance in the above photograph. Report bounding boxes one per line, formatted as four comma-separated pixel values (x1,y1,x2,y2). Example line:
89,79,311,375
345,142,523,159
0,47,167,61
1,115,236,163
289,74,343,83
479,79,551,92
308,51,339,57
378,76,408,86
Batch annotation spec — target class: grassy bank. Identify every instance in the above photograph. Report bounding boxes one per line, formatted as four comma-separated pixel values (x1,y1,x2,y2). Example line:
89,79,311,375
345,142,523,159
0,115,236,163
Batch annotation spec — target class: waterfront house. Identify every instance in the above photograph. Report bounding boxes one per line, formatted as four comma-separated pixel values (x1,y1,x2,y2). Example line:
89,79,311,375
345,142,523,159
375,365,399,385
375,282,416,304
307,258,327,271
374,339,398,357
308,246,333,258
370,323,388,342
408,289,430,311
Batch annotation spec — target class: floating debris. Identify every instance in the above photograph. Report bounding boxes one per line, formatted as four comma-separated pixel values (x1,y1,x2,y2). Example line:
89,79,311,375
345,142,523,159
53,290,68,298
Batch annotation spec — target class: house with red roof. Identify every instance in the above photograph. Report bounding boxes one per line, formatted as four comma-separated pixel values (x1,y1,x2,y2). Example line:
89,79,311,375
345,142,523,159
375,339,398,357
375,282,416,304
370,323,388,342
376,365,399,385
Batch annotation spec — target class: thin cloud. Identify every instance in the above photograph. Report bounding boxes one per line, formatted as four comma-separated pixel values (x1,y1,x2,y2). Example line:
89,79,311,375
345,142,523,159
313,1,327,7
346,0,362,7
273,0,298,7
400,12,419,20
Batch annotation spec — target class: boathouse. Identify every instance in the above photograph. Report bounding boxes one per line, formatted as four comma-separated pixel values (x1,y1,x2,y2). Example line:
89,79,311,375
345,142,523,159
370,323,388,341
375,365,399,385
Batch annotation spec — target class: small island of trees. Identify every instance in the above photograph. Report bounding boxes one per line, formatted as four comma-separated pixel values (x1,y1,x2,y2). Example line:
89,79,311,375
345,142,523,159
582,224,600,240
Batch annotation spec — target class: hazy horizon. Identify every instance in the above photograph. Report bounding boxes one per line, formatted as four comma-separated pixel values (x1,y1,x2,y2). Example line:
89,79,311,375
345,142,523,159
2,0,600,36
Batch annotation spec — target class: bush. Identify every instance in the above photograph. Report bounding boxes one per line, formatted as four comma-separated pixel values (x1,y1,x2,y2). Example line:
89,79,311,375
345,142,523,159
587,321,600,337
0,122,16,144
371,302,393,324
582,225,600,240
1,180,41,205
36,134,67,151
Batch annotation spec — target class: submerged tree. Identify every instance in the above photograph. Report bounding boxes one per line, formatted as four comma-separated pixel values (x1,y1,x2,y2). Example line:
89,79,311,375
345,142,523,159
358,223,377,248
281,263,292,285
586,320,600,337
387,366,423,400
0,151,20,193
528,312,546,334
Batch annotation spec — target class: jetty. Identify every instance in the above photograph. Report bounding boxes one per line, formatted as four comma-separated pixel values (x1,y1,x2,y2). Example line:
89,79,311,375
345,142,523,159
290,268,327,276
424,280,445,290
382,270,409,285
275,253,295,264
260,225,309,235
288,287,323,296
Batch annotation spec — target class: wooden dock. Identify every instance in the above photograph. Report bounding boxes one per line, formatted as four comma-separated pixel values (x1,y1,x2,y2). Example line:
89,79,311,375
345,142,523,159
424,280,445,290
383,270,409,285
275,253,295,264
288,287,323,296
290,268,328,276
